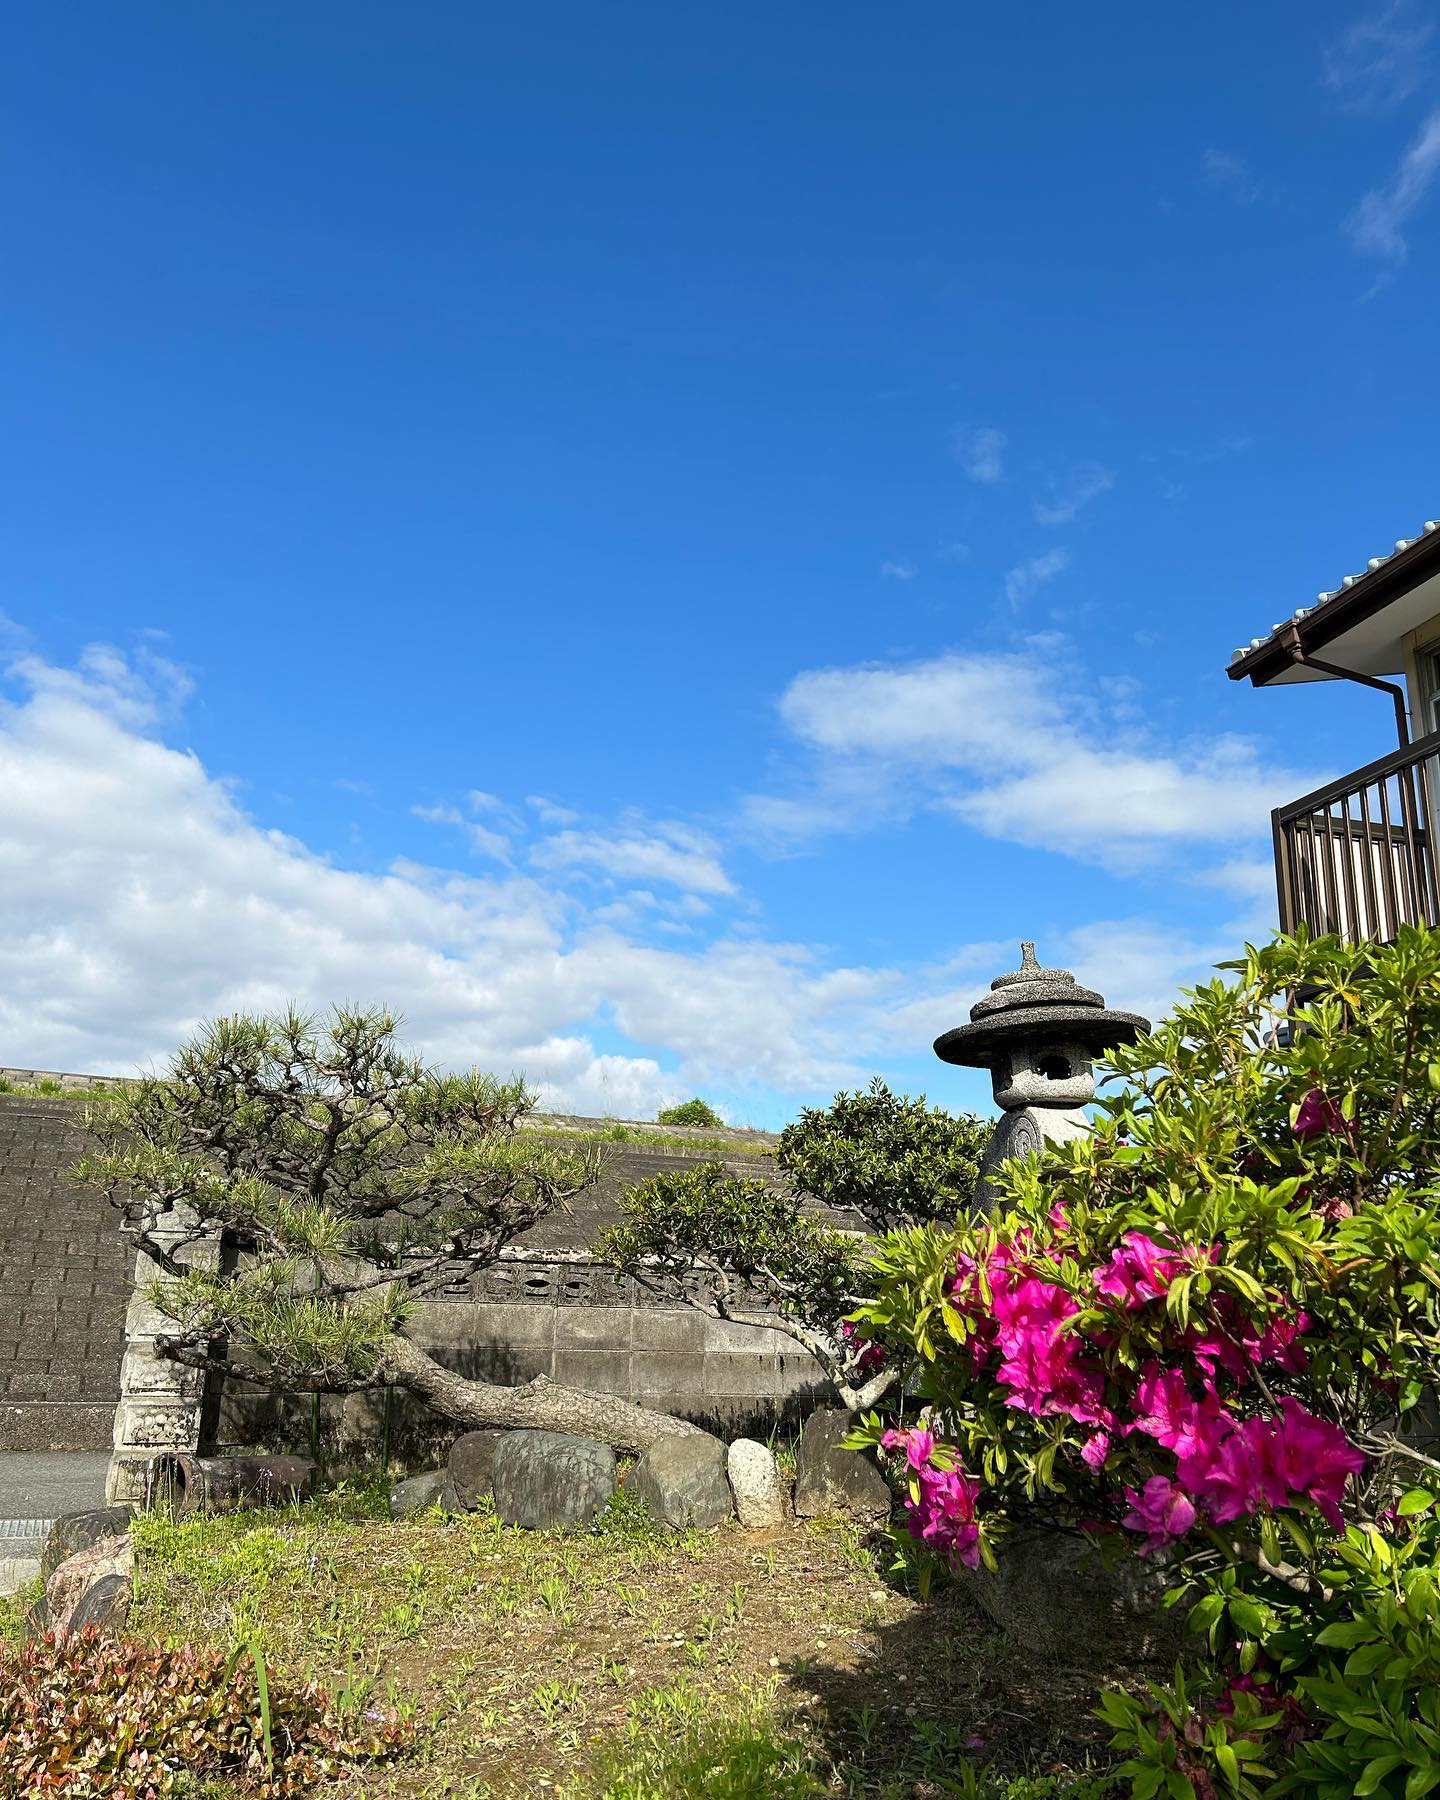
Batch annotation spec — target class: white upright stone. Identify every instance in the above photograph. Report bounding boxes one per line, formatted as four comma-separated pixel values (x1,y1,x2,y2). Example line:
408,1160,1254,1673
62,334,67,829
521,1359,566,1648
726,1437,789,1528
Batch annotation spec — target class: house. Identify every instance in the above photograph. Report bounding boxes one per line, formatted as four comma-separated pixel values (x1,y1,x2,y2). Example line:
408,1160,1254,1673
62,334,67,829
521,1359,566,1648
1228,517,1440,945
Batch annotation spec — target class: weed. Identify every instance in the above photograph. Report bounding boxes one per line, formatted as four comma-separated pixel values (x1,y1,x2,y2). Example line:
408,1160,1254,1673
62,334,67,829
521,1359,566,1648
531,1679,584,1724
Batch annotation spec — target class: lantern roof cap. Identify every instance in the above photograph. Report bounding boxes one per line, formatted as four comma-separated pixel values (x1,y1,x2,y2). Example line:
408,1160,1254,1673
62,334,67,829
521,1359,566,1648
933,942,1150,1069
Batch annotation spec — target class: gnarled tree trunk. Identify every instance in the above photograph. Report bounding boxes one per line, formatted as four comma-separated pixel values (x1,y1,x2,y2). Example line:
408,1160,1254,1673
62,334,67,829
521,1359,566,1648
378,1334,706,1452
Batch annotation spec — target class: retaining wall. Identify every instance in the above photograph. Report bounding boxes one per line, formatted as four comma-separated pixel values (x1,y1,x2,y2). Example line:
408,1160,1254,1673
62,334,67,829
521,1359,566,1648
0,1088,838,1463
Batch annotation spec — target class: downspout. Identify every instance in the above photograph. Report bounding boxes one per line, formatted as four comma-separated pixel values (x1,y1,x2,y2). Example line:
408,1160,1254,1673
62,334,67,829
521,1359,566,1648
1277,626,1411,747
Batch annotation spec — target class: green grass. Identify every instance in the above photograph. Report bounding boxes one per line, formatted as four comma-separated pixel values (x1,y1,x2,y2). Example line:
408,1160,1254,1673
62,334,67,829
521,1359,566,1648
0,1076,129,1100
526,1118,776,1157
107,1486,1123,1799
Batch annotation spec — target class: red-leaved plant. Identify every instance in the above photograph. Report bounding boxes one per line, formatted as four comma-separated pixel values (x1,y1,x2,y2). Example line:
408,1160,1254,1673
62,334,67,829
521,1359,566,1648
0,1627,411,1798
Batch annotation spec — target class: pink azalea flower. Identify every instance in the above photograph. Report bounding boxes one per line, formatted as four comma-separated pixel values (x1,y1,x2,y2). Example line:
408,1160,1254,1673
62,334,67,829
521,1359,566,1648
880,1425,936,1471
1131,1365,1231,1463
903,1464,982,1568
1263,1399,1365,1532
839,1318,886,1376
1094,1232,1185,1308
1080,1429,1111,1471
1293,1089,1349,1141
1121,1476,1196,1553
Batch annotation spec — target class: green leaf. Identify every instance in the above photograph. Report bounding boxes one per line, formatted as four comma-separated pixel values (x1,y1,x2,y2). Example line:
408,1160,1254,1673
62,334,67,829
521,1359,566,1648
1231,1596,1266,1634
1356,1753,1407,1795
1398,1488,1436,1517
1316,1619,1378,1648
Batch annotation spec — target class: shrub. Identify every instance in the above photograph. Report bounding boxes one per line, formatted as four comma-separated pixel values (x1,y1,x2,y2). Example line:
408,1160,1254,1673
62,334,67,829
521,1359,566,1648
855,928,1440,1799
777,1075,989,1232
656,1097,726,1129
600,1081,988,1411
0,1627,410,1797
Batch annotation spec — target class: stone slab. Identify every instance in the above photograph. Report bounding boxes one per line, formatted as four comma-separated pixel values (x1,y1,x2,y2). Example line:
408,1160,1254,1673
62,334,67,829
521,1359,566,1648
0,1554,41,1596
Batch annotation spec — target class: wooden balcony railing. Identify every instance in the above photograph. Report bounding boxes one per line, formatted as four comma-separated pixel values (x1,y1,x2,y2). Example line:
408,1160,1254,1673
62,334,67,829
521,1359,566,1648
1273,729,1440,946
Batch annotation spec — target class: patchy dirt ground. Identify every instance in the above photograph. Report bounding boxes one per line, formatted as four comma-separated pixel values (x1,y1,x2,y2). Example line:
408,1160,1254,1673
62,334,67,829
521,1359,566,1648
97,1485,1119,1797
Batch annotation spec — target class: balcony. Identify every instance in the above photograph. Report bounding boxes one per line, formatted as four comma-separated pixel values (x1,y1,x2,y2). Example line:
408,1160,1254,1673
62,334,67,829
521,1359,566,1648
1273,729,1440,945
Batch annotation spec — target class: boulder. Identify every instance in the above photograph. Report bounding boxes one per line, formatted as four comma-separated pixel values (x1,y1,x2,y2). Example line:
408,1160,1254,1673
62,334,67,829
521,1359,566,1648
44,1533,133,1638
631,1435,733,1532
42,1507,133,1581
388,1469,459,1519
448,1430,505,1509
793,1408,891,1524
491,1431,616,1530
67,1573,131,1636
958,1528,1185,1663
726,1439,789,1528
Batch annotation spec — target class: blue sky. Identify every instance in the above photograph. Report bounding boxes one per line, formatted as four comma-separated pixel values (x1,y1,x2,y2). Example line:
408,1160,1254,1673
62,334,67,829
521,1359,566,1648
2,2,1438,1124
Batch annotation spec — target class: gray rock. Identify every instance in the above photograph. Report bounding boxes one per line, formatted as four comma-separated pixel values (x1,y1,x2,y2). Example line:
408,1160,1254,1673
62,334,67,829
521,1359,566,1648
42,1507,134,1581
491,1431,616,1530
793,1409,891,1524
448,1430,505,1509
388,1469,458,1519
631,1435,733,1532
44,1533,132,1638
67,1572,131,1636
958,1528,1185,1662
726,1438,789,1528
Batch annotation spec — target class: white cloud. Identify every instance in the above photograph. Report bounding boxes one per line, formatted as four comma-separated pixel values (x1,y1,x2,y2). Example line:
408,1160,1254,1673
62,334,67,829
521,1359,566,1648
530,824,733,896
1345,106,1440,282
880,559,916,581
0,648,917,1112
411,801,512,863
1323,1,1435,112
526,794,579,826
0,645,1287,1130
769,649,1316,872
952,425,1007,483
1004,548,1070,607
1204,148,1261,204
1032,462,1115,526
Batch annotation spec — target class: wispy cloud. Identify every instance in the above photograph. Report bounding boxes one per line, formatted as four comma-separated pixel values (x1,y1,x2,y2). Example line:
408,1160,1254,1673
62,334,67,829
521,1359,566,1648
526,794,579,826
411,801,512,862
755,648,1317,874
1004,548,1070,607
1323,0,1435,112
1345,106,1440,286
880,559,916,581
1204,148,1261,204
952,425,1007,484
531,823,734,896
1033,462,1115,526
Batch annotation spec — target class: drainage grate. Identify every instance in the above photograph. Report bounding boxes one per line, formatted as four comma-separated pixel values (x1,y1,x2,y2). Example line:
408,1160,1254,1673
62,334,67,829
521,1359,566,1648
0,1518,51,1546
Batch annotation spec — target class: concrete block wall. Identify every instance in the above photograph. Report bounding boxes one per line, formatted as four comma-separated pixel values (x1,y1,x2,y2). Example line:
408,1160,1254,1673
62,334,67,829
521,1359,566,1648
212,1276,827,1470
0,1096,132,1449
0,1084,846,1461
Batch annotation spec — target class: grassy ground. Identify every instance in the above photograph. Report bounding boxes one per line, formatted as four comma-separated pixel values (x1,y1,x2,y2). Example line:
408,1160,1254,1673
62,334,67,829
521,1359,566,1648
524,1119,776,1158
3,1482,1123,1798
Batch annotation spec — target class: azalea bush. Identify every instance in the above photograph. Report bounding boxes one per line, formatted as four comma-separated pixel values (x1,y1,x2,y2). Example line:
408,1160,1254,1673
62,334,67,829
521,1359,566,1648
854,927,1440,1799
0,1627,410,1797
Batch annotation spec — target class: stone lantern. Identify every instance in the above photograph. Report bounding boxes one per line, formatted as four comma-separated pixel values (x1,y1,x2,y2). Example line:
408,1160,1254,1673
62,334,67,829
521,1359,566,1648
934,943,1149,1211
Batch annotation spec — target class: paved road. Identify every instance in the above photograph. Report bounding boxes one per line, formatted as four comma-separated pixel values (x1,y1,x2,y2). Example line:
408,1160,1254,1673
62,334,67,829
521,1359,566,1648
0,1451,110,1521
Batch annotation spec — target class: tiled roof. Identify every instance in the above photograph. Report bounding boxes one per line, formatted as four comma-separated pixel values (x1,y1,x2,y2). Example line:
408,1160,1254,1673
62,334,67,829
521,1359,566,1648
1229,517,1440,664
